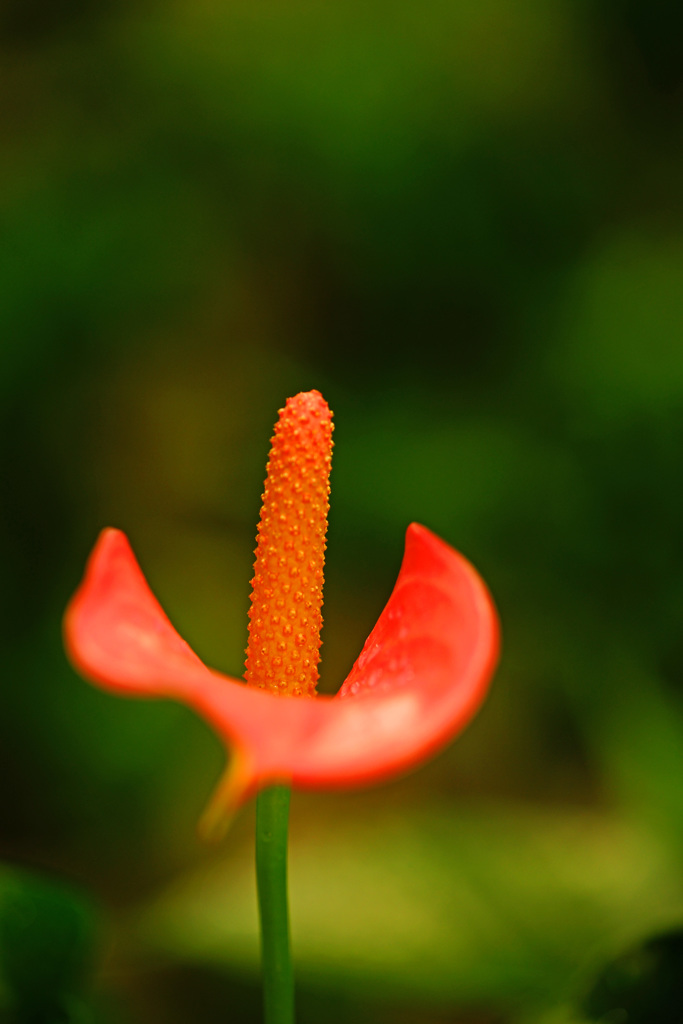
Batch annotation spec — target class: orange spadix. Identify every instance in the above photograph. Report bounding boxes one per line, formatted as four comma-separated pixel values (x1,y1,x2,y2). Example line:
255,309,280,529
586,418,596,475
245,391,333,696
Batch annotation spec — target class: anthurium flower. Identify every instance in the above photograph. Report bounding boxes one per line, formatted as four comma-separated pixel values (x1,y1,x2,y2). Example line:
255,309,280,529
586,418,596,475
64,391,499,831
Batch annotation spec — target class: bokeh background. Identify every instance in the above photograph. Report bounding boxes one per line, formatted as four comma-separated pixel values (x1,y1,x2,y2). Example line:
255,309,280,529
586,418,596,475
3,1,683,1021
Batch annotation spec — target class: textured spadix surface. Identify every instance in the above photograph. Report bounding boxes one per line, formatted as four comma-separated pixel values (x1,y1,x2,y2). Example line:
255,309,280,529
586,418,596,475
245,389,332,697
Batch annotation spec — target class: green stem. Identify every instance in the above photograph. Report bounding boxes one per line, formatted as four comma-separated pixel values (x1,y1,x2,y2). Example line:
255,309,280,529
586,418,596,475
255,785,295,1024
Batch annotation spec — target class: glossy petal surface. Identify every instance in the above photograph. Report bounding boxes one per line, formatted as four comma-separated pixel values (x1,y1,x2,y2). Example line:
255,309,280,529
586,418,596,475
65,525,499,806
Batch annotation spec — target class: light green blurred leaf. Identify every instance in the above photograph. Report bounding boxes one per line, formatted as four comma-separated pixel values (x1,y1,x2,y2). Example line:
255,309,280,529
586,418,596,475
128,802,683,1013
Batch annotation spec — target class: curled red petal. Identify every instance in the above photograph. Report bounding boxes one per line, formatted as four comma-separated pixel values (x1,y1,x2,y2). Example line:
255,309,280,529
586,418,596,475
64,528,219,700
64,525,499,813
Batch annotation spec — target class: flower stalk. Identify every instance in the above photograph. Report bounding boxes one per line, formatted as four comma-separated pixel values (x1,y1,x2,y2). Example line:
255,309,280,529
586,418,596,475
255,785,295,1024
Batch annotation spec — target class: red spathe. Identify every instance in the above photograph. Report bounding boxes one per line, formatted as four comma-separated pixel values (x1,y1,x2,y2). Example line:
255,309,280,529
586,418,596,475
64,524,499,821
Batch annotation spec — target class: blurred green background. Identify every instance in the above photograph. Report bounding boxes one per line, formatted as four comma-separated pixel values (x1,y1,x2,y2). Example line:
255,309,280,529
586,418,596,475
3,0,683,1021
